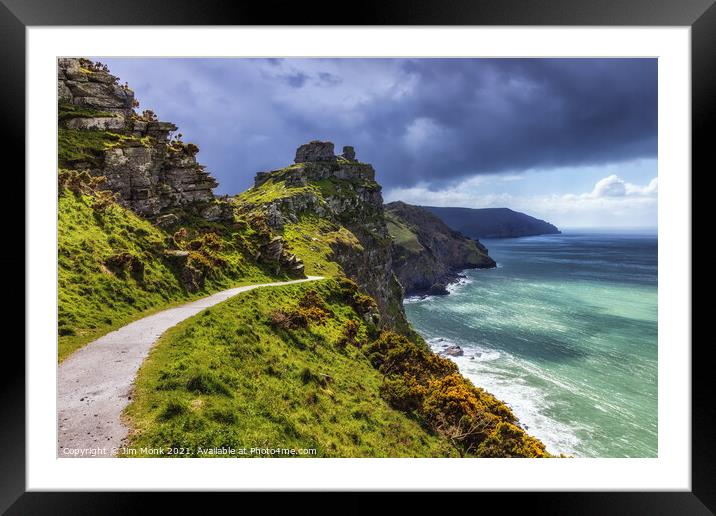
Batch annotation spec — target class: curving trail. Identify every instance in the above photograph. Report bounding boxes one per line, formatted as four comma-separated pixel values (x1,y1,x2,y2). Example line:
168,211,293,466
57,276,324,458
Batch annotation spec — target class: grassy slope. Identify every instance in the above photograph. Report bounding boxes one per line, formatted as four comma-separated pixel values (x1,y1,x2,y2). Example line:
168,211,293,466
58,191,277,361
123,280,456,457
385,213,424,254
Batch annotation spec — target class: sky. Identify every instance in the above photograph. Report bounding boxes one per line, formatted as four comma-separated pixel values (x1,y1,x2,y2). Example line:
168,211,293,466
100,58,658,228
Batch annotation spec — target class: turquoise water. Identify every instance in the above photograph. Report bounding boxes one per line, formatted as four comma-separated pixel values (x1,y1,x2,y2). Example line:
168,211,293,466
404,231,658,457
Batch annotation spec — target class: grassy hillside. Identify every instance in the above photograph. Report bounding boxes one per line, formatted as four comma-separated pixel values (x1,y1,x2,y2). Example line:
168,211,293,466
122,278,548,457
122,280,457,457
58,183,279,361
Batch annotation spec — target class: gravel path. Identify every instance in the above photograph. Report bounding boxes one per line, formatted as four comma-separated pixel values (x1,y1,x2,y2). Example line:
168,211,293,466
57,276,323,458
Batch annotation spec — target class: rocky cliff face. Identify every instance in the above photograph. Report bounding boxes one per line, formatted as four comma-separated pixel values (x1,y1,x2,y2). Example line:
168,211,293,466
236,141,407,330
386,201,496,295
58,58,226,220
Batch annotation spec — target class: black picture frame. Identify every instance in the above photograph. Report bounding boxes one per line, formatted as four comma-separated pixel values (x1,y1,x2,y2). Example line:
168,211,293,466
4,0,709,513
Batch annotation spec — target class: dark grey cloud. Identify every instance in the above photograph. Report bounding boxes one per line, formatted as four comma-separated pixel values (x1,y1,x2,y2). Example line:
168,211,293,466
279,71,309,88
100,58,656,195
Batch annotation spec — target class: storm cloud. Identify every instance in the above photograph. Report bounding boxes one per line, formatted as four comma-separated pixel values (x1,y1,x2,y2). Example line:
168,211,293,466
101,58,657,195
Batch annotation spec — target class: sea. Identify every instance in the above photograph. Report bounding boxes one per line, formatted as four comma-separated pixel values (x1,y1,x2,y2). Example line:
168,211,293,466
403,230,658,458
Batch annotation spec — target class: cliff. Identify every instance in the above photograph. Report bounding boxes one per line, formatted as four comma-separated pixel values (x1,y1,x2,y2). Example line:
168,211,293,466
423,206,560,238
385,201,495,295
235,141,407,332
58,58,228,220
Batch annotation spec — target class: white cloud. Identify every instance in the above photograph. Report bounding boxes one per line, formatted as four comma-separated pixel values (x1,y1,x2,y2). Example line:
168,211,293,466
585,174,658,198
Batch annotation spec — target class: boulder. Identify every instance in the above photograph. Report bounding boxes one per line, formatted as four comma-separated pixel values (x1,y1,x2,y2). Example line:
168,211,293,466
294,140,337,163
155,213,180,229
260,236,284,263
442,345,464,357
180,265,204,292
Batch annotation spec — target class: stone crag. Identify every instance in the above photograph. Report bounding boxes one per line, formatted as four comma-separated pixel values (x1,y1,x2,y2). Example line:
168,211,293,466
241,141,407,331
385,201,496,296
58,58,227,220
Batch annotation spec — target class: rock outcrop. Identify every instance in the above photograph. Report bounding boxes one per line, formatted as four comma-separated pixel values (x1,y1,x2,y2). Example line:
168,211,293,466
58,58,226,219
385,201,496,296
240,142,407,330
341,146,356,161
257,236,306,278
294,140,338,163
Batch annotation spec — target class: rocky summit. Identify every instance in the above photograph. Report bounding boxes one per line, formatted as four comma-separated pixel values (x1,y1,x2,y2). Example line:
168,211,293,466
294,140,337,163
58,58,225,219
238,141,407,330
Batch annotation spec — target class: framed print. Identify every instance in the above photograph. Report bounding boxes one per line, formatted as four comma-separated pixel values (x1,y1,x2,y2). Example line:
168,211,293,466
5,0,711,512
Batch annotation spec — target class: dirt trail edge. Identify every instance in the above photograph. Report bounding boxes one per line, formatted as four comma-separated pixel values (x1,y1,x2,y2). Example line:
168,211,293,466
58,276,324,458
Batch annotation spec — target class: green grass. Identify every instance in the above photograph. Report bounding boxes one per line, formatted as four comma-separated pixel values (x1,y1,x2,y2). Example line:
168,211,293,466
58,102,118,123
385,214,424,254
282,215,362,277
121,280,458,457
58,191,277,361
233,178,316,206
58,128,148,167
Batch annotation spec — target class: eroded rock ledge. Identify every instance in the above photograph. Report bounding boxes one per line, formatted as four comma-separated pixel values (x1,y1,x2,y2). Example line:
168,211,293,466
58,58,226,219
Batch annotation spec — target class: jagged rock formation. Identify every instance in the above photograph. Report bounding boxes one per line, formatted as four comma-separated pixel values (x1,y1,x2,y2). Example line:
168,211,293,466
58,58,226,219
341,146,356,161
257,236,305,277
238,142,407,330
423,206,560,238
385,201,496,296
294,140,337,163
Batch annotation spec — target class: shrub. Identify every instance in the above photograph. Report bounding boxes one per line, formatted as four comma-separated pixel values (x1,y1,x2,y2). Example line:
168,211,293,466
140,109,158,121
361,331,543,457
353,293,377,314
296,306,329,325
91,190,119,213
104,252,144,281
269,310,293,330
58,169,107,195
379,373,425,412
298,290,328,311
364,331,456,380
173,227,189,246
336,319,360,349
269,291,331,331
476,422,549,458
